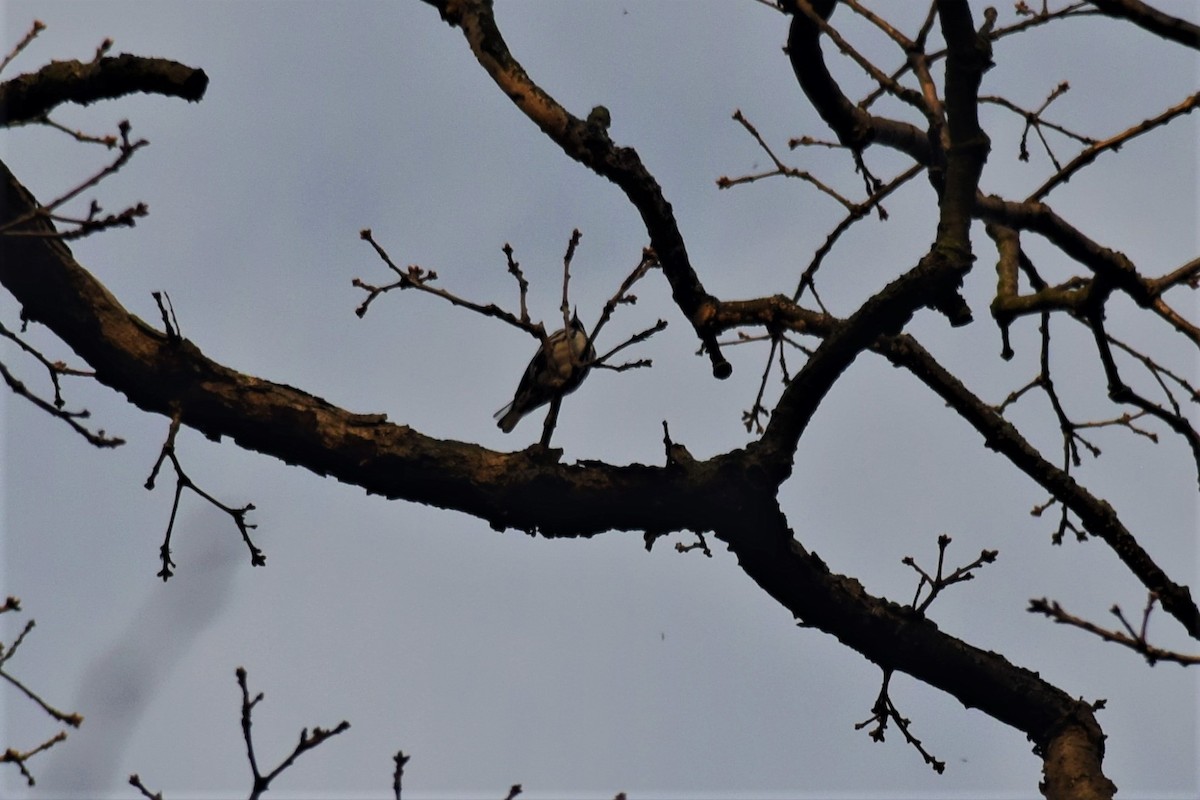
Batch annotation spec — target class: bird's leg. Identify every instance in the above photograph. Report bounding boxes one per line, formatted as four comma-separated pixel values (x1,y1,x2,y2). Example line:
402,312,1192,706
539,395,564,448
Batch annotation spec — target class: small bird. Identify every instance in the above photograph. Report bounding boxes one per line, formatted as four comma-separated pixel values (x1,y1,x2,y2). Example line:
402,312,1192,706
495,314,595,433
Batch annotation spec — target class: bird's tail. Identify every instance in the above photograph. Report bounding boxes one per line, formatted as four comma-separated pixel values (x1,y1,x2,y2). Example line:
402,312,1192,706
494,403,520,433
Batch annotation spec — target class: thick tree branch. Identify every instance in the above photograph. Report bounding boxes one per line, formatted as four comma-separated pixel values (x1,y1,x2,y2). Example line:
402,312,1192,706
0,155,1126,792
0,54,207,126
707,296,1200,639
884,333,1200,639
976,195,1155,307
754,0,993,477
1087,0,1200,49
753,248,973,477
0,159,741,542
782,0,934,165
714,503,1114,796
934,0,991,257
1,10,1189,795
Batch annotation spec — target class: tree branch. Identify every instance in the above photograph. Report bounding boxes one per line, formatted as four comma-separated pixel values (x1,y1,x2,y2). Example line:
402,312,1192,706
0,159,724,541
418,0,730,378
1086,0,1200,49
705,296,1200,639
713,501,1112,790
0,54,207,126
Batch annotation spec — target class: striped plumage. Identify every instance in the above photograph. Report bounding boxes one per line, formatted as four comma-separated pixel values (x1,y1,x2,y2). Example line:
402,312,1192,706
495,314,594,433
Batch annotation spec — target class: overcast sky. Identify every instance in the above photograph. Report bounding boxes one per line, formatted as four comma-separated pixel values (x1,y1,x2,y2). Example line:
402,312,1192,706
2,2,1197,798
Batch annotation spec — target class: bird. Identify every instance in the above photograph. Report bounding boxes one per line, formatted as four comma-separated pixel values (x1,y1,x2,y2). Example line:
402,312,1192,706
495,313,595,433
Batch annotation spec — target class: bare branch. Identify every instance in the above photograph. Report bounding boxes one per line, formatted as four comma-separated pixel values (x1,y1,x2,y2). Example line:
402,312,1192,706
902,533,998,615
0,53,207,126
1,731,68,787
1029,596,1200,666
0,353,123,447
590,319,667,372
418,0,729,378
587,247,659,345
1087,307,1200,486
128,774,164,800
236,666,351,800
0,19,46,77
501,242,531,323
1086,0,1200,49
0,119,148,237
145,413,262,579
1028,91,1200,200
719,110,859,209
392,751,410,800
855,669,946,773
0,602,82,787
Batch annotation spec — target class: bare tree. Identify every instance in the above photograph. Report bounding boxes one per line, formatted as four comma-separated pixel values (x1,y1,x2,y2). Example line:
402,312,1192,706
1,2,1197,798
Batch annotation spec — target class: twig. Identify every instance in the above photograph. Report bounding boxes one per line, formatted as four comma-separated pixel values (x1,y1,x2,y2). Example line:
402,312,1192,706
0,663,83,727
560,228,582,331
0,120,148,237
0,318,97,408
0,19,46,76
1087,307,1200,488
35,114,122,147
128,774,164,800
792,164,924,304
742,333,779,435
854,669,945,773
0,602,82,787
719,110,858,209
902,534,998,615
356,229,543,337
587,247,659,345
1029,595,1200,666
393,750,410,800
145,413,262,580
590,319,667,372
674,533,713,558
502,243,531,323
1029,91,1200,201
153,291,182,342
236,666,351,800
1,731,69,786
0,356,123,447
980,81,1094,166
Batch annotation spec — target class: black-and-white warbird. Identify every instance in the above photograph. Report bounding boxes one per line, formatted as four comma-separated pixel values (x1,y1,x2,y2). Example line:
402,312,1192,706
495,313,595,433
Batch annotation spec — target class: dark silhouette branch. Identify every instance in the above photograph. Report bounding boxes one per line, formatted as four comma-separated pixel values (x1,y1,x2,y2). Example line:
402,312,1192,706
236,667,351,800
1,602,82,787
128,774,164,800
705,295,1200,638
1029,596,1200,666
0,20,45,76
4,7,1195,795
392,751,410,800
712,500,1112,786
1086,0,1200,49
144,412,263,580
903,534,998,615
855,669,946,773
0,53,207,126
0,118,148,238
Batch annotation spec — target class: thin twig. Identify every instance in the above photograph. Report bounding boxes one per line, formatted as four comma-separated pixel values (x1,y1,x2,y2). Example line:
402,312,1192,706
1029,596,1200,666
145,413,262,579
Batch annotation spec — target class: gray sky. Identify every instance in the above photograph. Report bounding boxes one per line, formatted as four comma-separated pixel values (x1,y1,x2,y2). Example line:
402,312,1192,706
1,2,1197,798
